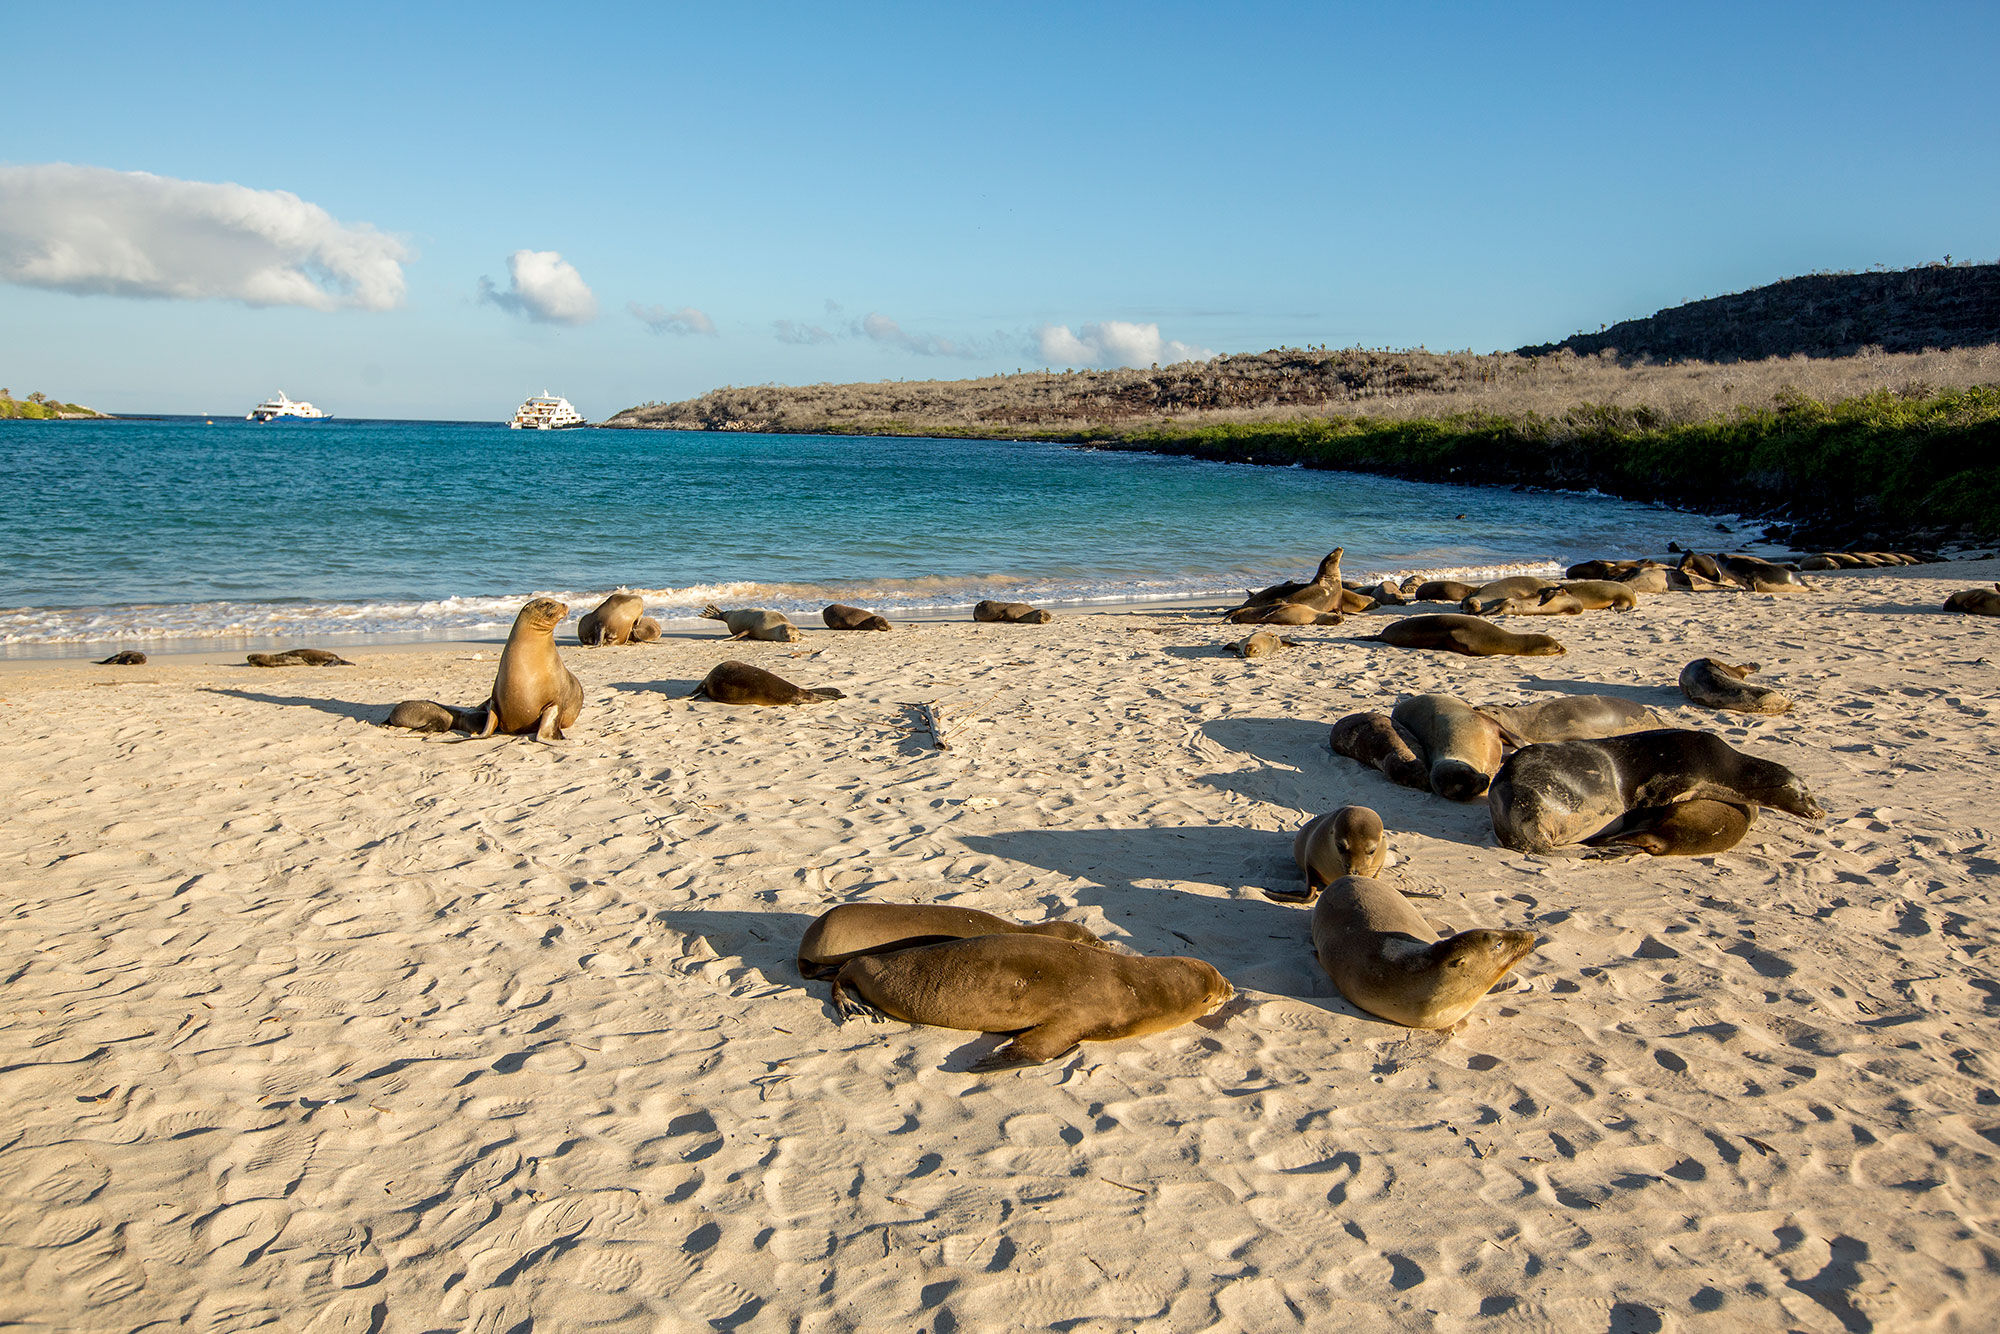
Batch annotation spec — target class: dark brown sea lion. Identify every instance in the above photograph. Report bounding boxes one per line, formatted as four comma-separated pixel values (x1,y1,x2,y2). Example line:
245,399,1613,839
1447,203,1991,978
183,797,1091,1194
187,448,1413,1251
578,592,648,645
688,659,844,706
1683,552,1807,593
1566,559,1649,581
1461,576,1557,615
1943,585,2000,617
1280,806,1388,901
973,600,1054,624
1229,548,1344,614
1329,712,1431,792
1679,658,1794,714
1475,695,1666,745
1488,729,1824,855
384,699,487,733
1617,565,1675,595
1411,579,1478,603
798,904,1105,979
701,604,801,641
95,651,147,665
1310,876,1538,1029
829,935,1233,1069
479,597,583,742
1391,694,1506,802
823,603,893,631
1581,800,1756,857
247,649,354,667
1361,614,1565,658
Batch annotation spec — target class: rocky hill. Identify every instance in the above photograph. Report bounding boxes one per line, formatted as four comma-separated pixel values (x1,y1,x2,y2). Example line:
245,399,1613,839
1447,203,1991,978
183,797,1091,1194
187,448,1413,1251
0,389,108,420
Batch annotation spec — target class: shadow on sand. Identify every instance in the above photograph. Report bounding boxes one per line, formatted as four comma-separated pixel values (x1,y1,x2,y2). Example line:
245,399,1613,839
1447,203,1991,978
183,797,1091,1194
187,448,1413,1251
202,687,386,725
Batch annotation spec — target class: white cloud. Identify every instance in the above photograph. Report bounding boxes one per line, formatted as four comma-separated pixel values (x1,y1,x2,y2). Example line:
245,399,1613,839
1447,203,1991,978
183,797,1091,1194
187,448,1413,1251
630,301,715,336
858,311,970,357
1034,320,1213,369
0,162,409,310
774,319,836,345
478,249,598,324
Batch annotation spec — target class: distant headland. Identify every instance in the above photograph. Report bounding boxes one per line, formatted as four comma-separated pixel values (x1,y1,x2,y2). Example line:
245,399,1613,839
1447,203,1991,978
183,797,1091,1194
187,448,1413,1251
0,388,110,420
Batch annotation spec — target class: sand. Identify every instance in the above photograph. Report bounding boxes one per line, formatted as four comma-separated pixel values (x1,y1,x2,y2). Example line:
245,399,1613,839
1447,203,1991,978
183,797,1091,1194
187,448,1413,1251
1,562,1997,1331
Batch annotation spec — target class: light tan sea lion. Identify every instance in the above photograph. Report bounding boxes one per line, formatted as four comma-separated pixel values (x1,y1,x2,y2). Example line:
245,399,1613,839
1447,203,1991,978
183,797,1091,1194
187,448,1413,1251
1944,585,2000,617
701,604,801,641
973,600,1054,624
1475,695,1666,745
1798,554,1841,571
1490,590,1584,616
1279,806,1388,901
1411,579,1478,603
95,651,147,665
1617,565,1675,595
629,617,662,643
830,935,1233,1069
1679,658,1795,714
823,603,893,631
687,659,844,706
1554,580,1639,610
247,649,355,667
1391,694,1506,802
1581,800,1755,857
1329,713,1431,792
1359,579,1408,606
1362,614,1565,658
384,699,488,733
1231,629,1302,658
578,592,648,645
798,904,1105,979
1225,602,1344,626
1310,875,1538,1029
1229,548,1344,614
479,598,583,741
1489,729,1823,855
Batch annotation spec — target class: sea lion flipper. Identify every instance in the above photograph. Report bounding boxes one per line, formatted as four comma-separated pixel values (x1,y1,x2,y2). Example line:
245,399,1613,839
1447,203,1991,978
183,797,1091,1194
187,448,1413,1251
974,1025,1083,1069
807,688,847,702
476,703,499,739
533,702,565,743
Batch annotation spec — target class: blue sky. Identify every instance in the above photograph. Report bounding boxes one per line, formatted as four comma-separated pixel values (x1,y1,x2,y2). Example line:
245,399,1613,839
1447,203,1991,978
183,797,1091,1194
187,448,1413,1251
2,1,1995,419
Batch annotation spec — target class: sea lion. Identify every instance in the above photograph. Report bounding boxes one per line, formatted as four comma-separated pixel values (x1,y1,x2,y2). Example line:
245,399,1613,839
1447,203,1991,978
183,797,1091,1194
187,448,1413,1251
478,598,584,741
1943,585,2000,617
1554,580,1639,611
1566,559,1648,581
578,592,648,645
1231,630,1300,658
1391,694,1506,802
798,904,1105,979
1683,552,1807,593
1310,875,1538,1029
1475,695,1666,745
973,600,1054,624
1225,603,1344,626
829,935,1233,1069
629,617,662,643
1411,579,1478,603
1460,576,1556,615
246,649,354,667
1488,729,1824,855
1617,565,1675,595
823,603,893,631
1679,658,1795,714
687,659,844,706
1329,712,1431,792
1581,800,1755,857
384,699,487,733
1280,806,1388,901
95,651,147,665
1361,614,1565,658
1357,579,1408,606
1229,548,1344,614
701,604,801,642
1489,590,1584,616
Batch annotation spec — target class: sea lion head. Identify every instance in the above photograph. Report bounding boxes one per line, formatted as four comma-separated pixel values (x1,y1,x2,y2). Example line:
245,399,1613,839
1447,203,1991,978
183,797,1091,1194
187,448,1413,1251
1313,547,1345,582
1517,634,1566,656
1418,928,1540,1024
518,597,569,632
1764,770,1825,821
776,623,803,642
1430,760,1493,803
1026,920,1110,950
1189,960,1236,1014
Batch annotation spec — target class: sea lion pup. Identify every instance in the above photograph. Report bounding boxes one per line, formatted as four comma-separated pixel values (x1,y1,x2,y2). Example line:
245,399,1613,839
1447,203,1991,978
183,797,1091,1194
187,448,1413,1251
577,592,647,645
1581,800,1756,857
1225,602,1344,626
1310,875,1538,1030
1359,579,1408,606
688,659,844,706
1460,575,1556,615
1475,695,1666,745
384,699,487,733
95,651,147,665
629,616,662,643
829,935,1233,1069
1329,712,1432,792
700,604,802,642
1230,630,1295,658
1391,694,1506,802
478,597,584,741
1279,806,1388,901
1361,614,1565,658
246,649,355,667
1488,729,1824,855
1411,579,1478,603
1679,658,1795,714
823,603,893,631
797,904,1105,979
1944,585,2000,617
972,600,1054,624
1228,547,1344,614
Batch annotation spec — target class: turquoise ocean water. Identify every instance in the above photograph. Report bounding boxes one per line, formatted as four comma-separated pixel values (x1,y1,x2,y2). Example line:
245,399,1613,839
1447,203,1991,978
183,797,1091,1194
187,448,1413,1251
0,416,1739,658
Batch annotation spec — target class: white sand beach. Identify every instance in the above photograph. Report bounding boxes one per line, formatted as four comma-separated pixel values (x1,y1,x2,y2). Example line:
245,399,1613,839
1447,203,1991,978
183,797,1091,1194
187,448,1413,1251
2,561,1997,1332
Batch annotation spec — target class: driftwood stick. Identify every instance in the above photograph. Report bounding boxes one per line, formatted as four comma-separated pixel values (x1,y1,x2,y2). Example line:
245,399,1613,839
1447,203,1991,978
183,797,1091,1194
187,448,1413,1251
913,702,954,751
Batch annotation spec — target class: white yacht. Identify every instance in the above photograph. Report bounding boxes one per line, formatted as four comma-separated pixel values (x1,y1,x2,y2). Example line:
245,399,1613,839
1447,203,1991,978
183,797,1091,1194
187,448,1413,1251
509,392,587,430
246,390,329,422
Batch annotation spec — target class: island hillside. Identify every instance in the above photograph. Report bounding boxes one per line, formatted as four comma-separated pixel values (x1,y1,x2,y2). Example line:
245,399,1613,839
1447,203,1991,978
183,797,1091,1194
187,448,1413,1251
0,388,109,420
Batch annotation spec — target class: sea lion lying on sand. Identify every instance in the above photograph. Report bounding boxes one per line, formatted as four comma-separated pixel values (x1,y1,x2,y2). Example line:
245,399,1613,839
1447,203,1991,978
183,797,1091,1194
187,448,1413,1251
1566,559,1653,581
95,651,147,665
578,592,649,645
1581,800,1756,857
687,659,844,705
1329,713,1431,792
385,699,488,733
1943,585,2000,617
823,603,893,631
1278,806,1388,901
830,935,1233,1069
1231,630,1301,658
1311,875,1538,1029
1475,695,1666,745
1411,579,1478,603
247,649,354,667
798,904,1104,979
973,600,1054,624
1225,603,1344,626
629,617,662,643
1362,614,1565,658
701,604,801,642
1679,658,1795,714
1681,552,1808,593
1460,576,1556,615
1392,694,1506,802
479,598,583,741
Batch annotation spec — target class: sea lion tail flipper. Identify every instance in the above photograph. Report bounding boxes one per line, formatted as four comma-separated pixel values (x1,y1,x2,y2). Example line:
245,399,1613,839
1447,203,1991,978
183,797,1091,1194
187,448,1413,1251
807,688,847,702
975,1023,1084,1069
698,603,723,620
829,977,888,1024
533,703,565,743
476,703,499,739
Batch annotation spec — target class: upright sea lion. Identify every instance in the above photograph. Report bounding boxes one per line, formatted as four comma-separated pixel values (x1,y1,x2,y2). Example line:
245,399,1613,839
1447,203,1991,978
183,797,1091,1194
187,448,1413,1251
1411,579,1478,603
1581,800,1756,857
479,598,583,742
1310,876,1538,1029
95,651,147,665
1944,585,2000,617
823,603,893,631
1679,658,1794,714
1329,712,1431,792
1361,614,1565,658
701,604,801,642
1281,806,1388,901
1475,695,1666,745
1391,694,1506,802
973,600,1054,624
830,935,1233,1069
1225,603,1344,626
1488,729,1824,855
1229,548,1344,614
578,592,648,645
385,699,488,733
798,904,1105,979
687,659,844,706
247,649,354,667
